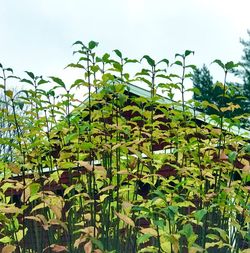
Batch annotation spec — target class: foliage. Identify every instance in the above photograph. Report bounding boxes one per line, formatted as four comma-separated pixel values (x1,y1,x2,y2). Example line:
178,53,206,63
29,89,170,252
192,64,247,126
236,30,250,114
192,64,215,114
0,42,249,253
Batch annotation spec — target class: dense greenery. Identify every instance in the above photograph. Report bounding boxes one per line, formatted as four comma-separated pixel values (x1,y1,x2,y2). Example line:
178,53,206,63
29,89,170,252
192,65,215,114
238,30,250,113
192,31,250,127
0,42,249,253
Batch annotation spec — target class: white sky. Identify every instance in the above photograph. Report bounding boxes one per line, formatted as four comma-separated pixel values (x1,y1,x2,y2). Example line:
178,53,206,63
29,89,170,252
0,0,249,95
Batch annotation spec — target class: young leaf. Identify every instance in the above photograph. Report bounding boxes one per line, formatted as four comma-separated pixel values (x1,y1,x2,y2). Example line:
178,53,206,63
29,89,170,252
25,71,35,79
137,234,152,245
186,64,196,70
88,40,99,50
102,53,110,61
171,60,183,67
157,58,169,66
50,76,66,89
141,55,155,67
0,236,12,244
185,50,194,57
212,59,225,70
113,49,122,58
5,68,13,73
38,79,49,85
73,40,84,46
228,151,237,163
194,209,207,222
225,61,238,71
181,224,193,238
175,53,184,58
65,63,85,69
124,58,138,64
91,65,100,73
20,78,34,85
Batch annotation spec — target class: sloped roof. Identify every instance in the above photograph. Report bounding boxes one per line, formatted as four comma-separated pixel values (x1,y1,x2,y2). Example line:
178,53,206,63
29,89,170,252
126,83,250,139
80,82,250,139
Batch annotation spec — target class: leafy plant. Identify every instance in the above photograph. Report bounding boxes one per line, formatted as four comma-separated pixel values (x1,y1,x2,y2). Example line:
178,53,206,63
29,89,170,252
0,42,249,253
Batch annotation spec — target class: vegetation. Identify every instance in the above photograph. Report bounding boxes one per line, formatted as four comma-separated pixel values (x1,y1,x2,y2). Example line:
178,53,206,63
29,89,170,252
237,30,250,113
0,41,249,253
192,64,246,126
192,31,250,128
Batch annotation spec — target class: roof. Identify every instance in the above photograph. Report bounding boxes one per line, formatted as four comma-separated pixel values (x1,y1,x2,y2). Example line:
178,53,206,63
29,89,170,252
126,83,250,138
77,81,250,139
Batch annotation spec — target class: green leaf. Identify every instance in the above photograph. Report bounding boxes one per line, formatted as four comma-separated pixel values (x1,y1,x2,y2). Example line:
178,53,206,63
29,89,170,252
212,59,225,70
186,64,196,70
137,77,152,87
30,183,40,196
88,40,99,50
124,58,138,64
113,49,122,58
137,234,152,245
102,53,110,62
65,63,85,69
50,76,66,88
25,71,35,79
152,190,166,201
211,227,228,242
16,101,24,110
73,40,84,46
38,79,49,85
194,209,207,222
177,201,195,208
185,50,194,57
181,224,193,238
171,60,183,67
16,228,27,242
244,144,250,153
20,78,33,85
91,238,104,251
113,62,123,72
141,55,155,67
156,74,171,80
175,53,184,58
228,151,237,163
5,68,13,73
47,89,55,97
132,206,150,213
187,87,201,95
157,58,169,66
91,65,100,73
225,61,239,70
0,236,12,243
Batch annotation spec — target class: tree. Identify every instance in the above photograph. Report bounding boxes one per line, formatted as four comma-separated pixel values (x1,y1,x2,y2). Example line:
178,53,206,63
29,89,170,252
238,30,250,111
192,64,246,123
192,64,214,103
192,64,223,114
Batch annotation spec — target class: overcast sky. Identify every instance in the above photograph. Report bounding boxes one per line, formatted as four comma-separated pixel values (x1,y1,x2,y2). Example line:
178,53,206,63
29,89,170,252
0,0,250,91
